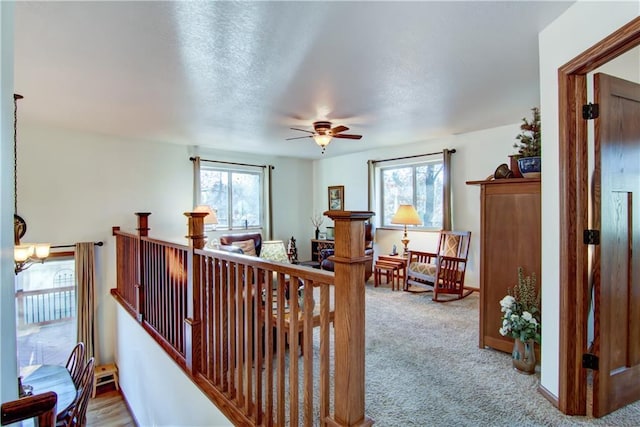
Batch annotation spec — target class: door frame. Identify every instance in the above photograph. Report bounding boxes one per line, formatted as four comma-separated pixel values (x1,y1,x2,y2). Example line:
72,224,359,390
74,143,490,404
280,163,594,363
558,17,640,415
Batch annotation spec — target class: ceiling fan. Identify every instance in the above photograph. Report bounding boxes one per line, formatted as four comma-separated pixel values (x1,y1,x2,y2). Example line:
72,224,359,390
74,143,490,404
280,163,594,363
286,121,362,153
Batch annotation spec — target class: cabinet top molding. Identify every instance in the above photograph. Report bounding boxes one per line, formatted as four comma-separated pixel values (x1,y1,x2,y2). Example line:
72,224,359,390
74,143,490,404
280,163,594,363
466,178,541,186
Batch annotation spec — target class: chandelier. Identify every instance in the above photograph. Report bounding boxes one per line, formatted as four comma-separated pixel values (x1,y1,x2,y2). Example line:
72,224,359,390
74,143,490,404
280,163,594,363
13,94,50,274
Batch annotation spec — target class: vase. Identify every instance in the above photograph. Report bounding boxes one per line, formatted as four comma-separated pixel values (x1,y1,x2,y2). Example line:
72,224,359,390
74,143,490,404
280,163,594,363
315,228,319,239
517,156,541,178
512,339,536,374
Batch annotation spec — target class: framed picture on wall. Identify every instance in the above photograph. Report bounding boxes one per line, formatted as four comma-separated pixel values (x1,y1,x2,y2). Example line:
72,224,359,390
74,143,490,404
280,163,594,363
328,185,344,210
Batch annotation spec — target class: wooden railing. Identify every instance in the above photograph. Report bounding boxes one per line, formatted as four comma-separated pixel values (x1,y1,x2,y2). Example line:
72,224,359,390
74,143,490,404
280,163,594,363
15,286,76,326
111,211,374,426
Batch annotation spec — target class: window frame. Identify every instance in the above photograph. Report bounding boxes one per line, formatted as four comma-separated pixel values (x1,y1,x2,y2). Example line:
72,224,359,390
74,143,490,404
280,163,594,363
198,165,265,231
377,157,444,230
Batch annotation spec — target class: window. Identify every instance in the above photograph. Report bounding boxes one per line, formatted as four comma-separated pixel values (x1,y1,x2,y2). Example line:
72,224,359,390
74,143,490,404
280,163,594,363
199,166,263,229
379,159,444,228
15,258,77,367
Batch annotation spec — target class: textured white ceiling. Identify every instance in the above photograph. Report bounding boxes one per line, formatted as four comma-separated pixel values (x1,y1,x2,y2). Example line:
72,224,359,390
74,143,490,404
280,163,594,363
14,1,574,159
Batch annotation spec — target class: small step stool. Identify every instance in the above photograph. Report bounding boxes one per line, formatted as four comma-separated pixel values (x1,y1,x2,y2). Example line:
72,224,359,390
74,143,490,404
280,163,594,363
92,363,119,398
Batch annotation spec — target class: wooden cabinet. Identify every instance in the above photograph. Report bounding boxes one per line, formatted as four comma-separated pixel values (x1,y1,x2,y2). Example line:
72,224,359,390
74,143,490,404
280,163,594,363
466,178,541,354
311,239,334,262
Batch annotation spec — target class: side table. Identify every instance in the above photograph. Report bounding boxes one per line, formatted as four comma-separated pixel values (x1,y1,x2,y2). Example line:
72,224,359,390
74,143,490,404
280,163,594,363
375,254,408,291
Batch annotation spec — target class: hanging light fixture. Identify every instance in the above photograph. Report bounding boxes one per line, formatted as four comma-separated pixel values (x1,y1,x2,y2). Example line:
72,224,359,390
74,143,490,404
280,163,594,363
13,94,50,274
312,133,332,152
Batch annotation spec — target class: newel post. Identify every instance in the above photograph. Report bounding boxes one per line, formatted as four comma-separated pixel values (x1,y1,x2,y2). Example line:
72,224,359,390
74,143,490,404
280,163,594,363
184,211,207,375
134,212,151,322
325,210,374,427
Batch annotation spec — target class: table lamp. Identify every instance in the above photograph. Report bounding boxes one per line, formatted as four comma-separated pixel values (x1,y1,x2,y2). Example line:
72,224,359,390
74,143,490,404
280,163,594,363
194,205,218,230
391,204,422,257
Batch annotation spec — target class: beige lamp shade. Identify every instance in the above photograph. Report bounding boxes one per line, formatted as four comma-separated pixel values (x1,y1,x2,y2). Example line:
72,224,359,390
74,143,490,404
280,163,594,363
34,243,51,259
391,204,422,226
194,204,218,224
14,245,33,262
313,134,332,148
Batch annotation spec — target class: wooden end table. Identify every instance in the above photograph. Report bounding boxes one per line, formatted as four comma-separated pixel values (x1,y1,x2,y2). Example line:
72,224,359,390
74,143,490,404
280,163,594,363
376,254,408,291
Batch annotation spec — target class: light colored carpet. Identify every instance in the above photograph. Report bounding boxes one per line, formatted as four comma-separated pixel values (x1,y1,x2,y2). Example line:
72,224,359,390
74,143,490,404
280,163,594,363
363,282,640,426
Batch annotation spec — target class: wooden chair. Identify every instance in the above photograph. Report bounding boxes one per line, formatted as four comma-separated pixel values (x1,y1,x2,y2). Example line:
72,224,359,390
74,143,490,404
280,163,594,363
405,230,473,302
65,342,85,387
57,357,95,427
1,391,57,427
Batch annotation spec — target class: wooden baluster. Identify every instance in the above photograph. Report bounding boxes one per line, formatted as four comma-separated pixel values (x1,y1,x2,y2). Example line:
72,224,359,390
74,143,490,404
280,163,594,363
135,212,151,323
325,211,374,427
184,211,207,375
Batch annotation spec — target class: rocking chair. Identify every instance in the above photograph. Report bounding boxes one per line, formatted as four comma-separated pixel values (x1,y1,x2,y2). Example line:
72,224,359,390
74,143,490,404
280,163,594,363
405,230,472,302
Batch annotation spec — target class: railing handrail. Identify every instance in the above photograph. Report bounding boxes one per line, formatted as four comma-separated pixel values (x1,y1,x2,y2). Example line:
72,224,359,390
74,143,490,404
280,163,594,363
194,247,335,285
16,286,75,297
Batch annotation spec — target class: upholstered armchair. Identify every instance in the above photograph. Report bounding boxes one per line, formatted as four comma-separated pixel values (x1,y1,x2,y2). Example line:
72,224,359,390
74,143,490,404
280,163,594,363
319,222,374,282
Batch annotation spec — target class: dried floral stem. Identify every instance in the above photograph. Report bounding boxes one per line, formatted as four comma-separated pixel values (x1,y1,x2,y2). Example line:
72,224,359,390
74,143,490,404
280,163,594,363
310,213,324,228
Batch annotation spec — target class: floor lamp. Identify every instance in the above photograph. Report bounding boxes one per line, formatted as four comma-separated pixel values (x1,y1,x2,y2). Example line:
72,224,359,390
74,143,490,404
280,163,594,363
391,204,422,257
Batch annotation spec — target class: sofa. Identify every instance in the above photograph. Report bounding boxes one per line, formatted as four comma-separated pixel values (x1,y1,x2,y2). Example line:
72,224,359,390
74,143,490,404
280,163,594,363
219,233,262,256
319,223,374,282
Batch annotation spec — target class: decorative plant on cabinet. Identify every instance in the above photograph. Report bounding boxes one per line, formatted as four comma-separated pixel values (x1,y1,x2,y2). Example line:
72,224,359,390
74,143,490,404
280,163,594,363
513,107,541,178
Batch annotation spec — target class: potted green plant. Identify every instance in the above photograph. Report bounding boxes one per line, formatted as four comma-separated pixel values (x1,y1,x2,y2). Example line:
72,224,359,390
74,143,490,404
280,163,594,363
512,107,541,178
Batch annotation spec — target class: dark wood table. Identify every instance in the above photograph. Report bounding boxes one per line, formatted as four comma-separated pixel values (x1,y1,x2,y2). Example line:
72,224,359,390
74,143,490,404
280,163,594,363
21,364,77,418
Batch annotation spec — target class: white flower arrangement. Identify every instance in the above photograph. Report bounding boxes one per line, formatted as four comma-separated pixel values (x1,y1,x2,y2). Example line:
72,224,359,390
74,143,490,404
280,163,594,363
499,267,541,344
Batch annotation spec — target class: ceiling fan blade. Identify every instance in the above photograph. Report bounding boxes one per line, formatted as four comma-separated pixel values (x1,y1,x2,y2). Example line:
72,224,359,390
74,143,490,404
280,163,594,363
290,127,315,134
331,125,349,135
334,134,362,140
286,135,314,141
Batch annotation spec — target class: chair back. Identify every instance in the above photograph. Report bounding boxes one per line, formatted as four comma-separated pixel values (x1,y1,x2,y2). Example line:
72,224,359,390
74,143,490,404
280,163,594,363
365,222,374,249
437,230,471,261
60,357,95,427
65,342,85,387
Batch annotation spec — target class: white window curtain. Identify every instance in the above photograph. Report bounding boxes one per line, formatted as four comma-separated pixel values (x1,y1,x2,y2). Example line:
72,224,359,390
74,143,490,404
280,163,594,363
192,156,201,206
75,242,97,363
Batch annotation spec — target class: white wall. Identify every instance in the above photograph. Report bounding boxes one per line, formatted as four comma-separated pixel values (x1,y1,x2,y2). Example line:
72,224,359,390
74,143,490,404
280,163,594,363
538,0,640,398
314,123,521,288
16,123,313,368
116,305,232,427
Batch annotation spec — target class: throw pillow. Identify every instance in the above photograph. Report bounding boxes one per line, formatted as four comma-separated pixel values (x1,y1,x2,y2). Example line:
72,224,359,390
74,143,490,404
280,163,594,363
231,239,257,257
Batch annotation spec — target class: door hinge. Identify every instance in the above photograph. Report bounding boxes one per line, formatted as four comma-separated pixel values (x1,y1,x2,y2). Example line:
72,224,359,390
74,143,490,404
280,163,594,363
582,353,599,370
583,229,600,245
583,103,599,120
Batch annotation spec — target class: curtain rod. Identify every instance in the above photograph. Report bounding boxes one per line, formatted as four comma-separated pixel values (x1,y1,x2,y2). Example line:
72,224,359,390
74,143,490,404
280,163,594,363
51,241,104,249
189,156,273,169
369,149,456,165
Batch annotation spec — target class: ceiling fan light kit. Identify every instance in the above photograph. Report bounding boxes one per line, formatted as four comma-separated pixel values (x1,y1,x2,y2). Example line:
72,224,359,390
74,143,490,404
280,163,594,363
286,120,362,153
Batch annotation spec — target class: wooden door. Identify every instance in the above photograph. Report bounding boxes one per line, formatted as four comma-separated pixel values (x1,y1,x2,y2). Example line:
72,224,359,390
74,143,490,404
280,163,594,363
592,72,640,417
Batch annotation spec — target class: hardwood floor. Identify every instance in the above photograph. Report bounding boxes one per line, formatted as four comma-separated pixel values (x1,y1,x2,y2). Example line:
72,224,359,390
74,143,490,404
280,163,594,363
87,386,136,426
